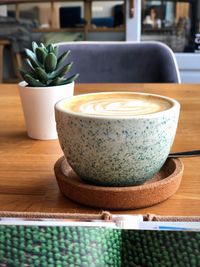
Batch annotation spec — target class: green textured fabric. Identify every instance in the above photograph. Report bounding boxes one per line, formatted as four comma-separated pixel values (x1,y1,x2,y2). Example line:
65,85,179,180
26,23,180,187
0,226,199,266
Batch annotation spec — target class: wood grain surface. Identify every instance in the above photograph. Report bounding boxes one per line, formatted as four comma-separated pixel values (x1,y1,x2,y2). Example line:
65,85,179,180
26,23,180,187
0,83,199,216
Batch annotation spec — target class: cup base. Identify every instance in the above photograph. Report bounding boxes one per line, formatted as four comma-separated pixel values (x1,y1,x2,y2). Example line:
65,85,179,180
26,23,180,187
78,175,147,187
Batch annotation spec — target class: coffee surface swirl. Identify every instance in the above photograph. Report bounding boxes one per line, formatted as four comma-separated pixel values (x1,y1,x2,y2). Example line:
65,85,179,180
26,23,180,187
63,92,172,117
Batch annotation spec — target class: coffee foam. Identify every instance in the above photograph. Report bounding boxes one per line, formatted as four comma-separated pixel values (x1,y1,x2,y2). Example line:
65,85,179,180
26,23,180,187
63,93,172,117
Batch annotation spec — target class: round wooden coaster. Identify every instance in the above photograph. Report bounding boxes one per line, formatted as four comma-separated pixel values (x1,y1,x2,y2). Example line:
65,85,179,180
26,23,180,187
54,157,184,210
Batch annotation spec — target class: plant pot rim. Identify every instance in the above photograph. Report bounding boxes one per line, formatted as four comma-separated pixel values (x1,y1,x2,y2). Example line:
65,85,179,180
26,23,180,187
19,81,74,90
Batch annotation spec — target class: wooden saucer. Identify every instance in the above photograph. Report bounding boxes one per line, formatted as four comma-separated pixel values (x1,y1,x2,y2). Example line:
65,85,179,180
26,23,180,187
54,157,184,210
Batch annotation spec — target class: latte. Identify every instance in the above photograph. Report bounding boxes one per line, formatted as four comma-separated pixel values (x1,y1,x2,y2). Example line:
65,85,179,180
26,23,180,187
62,92,172,117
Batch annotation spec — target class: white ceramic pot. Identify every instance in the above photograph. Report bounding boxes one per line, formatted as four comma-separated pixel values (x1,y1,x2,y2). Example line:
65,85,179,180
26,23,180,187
18,81,74,140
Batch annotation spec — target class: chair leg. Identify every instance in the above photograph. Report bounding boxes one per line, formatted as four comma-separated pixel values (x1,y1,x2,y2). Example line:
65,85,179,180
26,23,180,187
0,44,4,83
11,51,22,80
0,40,9,83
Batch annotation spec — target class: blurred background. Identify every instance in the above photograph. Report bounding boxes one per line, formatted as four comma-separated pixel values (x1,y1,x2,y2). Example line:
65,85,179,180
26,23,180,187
0,0,200,83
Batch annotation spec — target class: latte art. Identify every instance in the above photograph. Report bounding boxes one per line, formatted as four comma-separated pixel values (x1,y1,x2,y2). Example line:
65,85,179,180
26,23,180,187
63,92,172,117
79,98,167,116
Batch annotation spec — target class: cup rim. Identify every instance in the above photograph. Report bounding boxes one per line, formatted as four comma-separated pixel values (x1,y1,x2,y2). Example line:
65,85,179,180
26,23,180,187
55,91,180,120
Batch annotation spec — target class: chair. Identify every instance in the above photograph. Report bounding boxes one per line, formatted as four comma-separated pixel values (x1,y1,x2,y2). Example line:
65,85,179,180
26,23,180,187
57,41,180,83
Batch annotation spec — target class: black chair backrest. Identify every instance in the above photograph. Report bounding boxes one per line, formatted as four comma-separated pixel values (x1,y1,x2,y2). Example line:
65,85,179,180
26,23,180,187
57,42,180,83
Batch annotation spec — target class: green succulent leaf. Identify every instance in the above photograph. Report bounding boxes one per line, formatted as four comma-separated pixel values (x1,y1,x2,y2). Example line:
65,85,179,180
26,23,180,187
49,62,73,79
24,48,41,68
24,58,34,71
49,73,78,86
24,74,45,87
35,67,48,82
32,41,38,53
20,68,37,80
44,52,57,73
65,73,79,84
39,43,45,48
19,68,28,81
35,47,48,65
23,59,38,79
48,77,65,86
57,50,70,68
46,44,54,53
53,45,58,56
21,42,78,87
24,58,37,78
39,43,48,52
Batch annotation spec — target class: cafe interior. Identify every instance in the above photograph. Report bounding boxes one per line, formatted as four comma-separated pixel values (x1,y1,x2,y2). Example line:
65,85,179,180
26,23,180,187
0,1,200,266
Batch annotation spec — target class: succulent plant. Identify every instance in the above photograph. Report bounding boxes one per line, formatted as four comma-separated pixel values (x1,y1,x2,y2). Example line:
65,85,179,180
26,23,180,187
20,41,79,87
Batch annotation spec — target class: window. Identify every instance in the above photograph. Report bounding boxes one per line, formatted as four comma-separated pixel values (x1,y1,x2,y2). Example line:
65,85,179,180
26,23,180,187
141,0,200,53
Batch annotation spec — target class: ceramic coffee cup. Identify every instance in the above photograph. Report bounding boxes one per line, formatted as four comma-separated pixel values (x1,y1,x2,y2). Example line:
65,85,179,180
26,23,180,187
55,92,180,186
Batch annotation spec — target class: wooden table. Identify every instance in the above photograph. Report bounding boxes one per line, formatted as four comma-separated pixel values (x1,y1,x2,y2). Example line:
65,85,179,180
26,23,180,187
0,83,199,216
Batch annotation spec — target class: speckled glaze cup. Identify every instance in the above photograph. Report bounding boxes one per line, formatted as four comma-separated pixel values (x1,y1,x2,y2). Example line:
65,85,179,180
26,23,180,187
55,92,180,186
